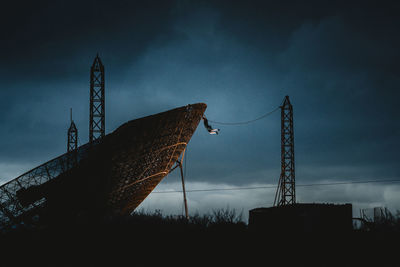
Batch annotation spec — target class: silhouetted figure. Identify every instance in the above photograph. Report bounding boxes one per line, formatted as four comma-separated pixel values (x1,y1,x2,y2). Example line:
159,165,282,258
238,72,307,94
203,116,219,135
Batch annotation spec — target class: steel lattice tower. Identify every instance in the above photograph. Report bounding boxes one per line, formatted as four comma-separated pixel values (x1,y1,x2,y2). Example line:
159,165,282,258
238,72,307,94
89,54,105,143
67,109,78,152
67,108,78,168
274,95,295,206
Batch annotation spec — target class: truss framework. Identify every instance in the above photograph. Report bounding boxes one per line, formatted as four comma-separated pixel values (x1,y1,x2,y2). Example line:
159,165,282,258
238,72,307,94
89,54,105,143
274,96,295,206
67,109,78,168
0,144,90,229
67,122,78,153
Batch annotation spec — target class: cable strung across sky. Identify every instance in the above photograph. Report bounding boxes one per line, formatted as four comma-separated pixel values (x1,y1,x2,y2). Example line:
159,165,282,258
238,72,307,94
207,106,280,125
152,179,400,194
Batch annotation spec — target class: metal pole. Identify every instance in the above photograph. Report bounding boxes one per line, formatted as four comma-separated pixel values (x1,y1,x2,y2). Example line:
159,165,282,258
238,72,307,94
179,162,189,220
178,147,189,220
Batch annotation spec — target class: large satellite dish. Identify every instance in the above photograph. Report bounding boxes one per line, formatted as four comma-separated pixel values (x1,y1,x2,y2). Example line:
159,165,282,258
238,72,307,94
0,103,206,229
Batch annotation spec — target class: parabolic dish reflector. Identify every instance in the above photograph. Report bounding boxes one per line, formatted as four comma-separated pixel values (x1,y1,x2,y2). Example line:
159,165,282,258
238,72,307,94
0,103,206,229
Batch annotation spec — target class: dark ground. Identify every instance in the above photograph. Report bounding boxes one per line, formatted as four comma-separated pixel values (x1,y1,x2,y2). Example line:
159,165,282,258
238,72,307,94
1,210,399,267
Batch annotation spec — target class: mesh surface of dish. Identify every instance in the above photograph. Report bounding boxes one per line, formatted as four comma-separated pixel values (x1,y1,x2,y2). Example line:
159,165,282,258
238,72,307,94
0,103,206,229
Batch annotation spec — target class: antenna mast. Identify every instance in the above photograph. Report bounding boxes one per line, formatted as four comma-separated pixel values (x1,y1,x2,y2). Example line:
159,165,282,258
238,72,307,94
67,108,78,153
67,108,78,168
89,54,105,143
274,95,295,206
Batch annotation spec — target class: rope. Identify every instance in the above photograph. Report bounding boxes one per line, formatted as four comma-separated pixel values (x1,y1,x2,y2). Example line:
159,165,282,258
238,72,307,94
207,106,280,126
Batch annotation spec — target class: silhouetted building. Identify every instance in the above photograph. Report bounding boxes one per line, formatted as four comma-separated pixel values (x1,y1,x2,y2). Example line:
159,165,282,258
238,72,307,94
249,203,353,233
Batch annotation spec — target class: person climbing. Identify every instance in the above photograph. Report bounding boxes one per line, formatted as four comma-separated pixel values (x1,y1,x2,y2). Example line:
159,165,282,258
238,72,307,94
203,115,220,135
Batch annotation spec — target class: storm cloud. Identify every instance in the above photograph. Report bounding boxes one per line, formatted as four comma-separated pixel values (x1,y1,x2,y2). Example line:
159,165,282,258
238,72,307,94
0,0,399,215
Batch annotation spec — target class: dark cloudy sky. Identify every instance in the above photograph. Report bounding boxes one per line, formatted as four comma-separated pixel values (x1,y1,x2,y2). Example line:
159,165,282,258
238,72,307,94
1,0,399,218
